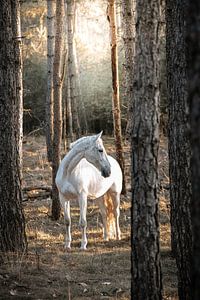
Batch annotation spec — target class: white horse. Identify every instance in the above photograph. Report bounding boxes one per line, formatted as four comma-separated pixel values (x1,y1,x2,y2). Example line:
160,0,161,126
56,132,122,250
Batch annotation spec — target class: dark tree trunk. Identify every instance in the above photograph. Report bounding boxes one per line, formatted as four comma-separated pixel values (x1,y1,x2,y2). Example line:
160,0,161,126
121,0,135,137
11,0,23,172
166,1,192,299
46,0,55,162
0,0,27,253
107,0,126,195
187,2,200,299
51,0,64,220
130,0,162,298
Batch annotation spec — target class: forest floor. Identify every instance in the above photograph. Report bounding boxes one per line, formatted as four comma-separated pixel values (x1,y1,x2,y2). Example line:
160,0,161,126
0,135,178,299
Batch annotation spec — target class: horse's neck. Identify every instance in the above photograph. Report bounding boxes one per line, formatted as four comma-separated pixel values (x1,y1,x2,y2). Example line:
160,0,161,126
62,146,85,177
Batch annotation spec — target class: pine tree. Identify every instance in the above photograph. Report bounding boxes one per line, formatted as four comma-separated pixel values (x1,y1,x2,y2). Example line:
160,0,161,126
166,0,192,298
130,0,162,298
0,0,27,253
46,0,55,162
52,0,65,220
107,0,126,195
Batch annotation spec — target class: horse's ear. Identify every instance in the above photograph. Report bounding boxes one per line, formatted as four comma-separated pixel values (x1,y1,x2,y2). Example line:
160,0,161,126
95,131,103,140
69,142,74,149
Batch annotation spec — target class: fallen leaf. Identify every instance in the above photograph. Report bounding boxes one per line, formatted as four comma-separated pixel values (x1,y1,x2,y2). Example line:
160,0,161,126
79,282,88,288
10,289,17,296
102,282,111,285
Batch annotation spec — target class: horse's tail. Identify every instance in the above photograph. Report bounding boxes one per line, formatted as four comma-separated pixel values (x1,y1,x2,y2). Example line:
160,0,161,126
103,191,116,239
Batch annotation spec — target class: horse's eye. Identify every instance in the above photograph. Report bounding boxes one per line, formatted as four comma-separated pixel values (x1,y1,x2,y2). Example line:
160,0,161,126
98,149,103,153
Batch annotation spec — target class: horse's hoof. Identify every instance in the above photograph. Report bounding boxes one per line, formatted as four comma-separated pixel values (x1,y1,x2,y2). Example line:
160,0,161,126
80,246,87,251
64,244,71,251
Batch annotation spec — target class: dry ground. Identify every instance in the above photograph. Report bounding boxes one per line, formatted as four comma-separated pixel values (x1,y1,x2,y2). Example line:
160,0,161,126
0,135,178,299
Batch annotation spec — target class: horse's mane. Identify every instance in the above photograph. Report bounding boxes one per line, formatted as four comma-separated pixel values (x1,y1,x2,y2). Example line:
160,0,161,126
70,132,102,150
69,136,90,149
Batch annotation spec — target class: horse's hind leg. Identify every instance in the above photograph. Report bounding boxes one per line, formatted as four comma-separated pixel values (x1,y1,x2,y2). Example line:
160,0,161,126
64,200,72,249
96,197,109,241
110,191,121,240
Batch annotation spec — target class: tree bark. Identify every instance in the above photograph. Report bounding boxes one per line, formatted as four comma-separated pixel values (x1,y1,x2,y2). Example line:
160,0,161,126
62,2,69,151
51,0,64,220
67,0,81,139
130,0,162,298
12,0,23,172
121,0,135,137
166,1,192,299
107,0,126,195
0,0,27,253
46,0,55,162
74,39,88,134
187,2,200,299
67,76,74,142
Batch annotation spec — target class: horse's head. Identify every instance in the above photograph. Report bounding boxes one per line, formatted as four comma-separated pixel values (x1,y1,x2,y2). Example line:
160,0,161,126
84,132,111,178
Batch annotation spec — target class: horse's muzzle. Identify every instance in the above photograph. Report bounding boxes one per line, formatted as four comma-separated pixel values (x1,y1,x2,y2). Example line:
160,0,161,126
101,167,111,178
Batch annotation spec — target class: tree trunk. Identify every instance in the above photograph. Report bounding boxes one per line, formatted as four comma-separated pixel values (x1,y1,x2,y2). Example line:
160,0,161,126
66,76,74,142
62,2,69,151
187,2,200,299
121,0,135,137
166,1,192,299
63,84,67,152
46,0,55,162
0,0,27,253
51,0,64,220
13,0,23,172
130,0,162,298
73,3,88,134
107,0,126,195
67,0,81,139
63,1,73,143
74,39,88,134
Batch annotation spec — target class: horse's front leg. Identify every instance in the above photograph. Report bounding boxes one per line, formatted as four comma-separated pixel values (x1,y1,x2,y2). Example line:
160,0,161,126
64,200,72,249
78,193,88,250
